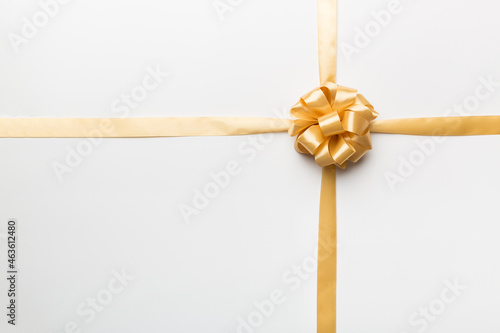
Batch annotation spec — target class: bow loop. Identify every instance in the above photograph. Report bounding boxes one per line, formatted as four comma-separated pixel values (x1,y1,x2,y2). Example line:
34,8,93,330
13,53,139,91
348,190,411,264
318,111,343,137
289,82,378,168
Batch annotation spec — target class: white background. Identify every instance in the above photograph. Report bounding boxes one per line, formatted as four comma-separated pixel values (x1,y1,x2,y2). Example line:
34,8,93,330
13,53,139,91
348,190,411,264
1,0,500,332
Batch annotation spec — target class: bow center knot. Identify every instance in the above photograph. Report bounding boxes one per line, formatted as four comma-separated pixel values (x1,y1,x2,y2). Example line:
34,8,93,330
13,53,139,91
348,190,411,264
318,111,344,137
289,82,378,168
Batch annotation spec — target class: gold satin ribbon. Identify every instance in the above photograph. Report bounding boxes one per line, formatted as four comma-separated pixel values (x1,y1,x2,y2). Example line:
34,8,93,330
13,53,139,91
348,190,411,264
1,1,500,332
0,117,291,138
371,116,500,136
316,1,339,330
3,116,500,138
317,165,337,333
318,0,337,84
289,82,378,168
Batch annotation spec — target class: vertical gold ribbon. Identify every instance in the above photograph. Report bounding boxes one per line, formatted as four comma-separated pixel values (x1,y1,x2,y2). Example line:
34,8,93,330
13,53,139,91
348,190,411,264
317,165,337,332
317,0,338,332
318,0,337,84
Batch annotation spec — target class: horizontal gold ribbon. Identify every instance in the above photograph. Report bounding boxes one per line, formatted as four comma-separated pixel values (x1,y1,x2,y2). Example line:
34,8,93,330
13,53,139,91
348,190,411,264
0,117,291,138
371,116,500,136
2,116,500,138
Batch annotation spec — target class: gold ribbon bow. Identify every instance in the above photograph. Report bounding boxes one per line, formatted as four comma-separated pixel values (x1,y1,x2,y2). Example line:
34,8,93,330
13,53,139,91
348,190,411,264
289,82,378,168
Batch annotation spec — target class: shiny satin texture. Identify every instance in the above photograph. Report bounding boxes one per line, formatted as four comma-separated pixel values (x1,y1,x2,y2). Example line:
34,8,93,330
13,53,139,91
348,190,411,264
0,117,291,138
318,0,337,84
371,116,500,136
1,0,500,332
3,116,500,138
289,82,378,168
